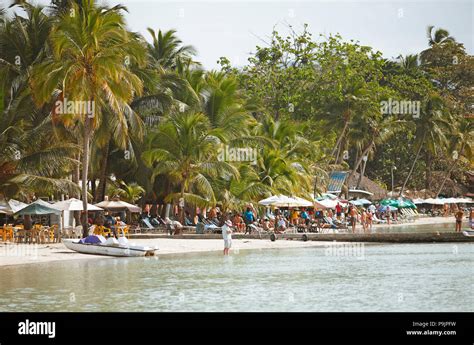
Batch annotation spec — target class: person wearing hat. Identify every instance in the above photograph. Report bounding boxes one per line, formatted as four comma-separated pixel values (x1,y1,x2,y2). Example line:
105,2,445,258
222,219,233,255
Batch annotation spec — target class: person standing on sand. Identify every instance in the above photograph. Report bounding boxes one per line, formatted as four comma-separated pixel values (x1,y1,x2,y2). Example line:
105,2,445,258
366,210,373,231
349,206,358,233
335,203,342,221
222,219,233,255
470,208,474,229
360,209,367,233
454,209,464,232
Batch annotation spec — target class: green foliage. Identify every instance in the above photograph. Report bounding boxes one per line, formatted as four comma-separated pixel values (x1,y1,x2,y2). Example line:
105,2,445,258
0,1,471,207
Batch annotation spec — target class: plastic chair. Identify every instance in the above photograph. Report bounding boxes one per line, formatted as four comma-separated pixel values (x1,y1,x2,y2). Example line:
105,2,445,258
49,225,58,243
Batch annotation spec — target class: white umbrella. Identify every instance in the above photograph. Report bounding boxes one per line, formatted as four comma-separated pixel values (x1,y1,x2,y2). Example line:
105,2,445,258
442,197,458,204
258,195,312,208
321,193,338,200
258,195,285,206
0,199,28,214
314,199,339,209
94,200,141,213
423,198,445,205
53,198,103,211
456,197,474,204
350,198,372,206
412,198,425,204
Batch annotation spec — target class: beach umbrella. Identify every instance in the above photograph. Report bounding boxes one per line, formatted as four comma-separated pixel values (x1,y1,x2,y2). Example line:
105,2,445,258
288,196,313,207
258,195,285,206
380,199,399,207
14,201,62,216
456,198,474,204
423,198,445,205
412,198,425,204
396,199,416,209
268,195,301,207
0,199,28,214
53,198,103,211
33,199,62,210
94,200,141,212
258,195,299,207
314,199,339,209
320,193,338,200
350,198,372,206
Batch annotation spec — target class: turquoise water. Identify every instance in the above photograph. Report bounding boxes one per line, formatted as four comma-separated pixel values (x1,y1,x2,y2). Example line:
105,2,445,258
0,242,472,312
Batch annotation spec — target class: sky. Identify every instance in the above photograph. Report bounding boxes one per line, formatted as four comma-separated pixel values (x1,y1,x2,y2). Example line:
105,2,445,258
5,0,473,69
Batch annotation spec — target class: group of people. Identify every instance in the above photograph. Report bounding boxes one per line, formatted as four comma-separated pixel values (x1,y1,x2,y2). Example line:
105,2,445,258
89,212,127,237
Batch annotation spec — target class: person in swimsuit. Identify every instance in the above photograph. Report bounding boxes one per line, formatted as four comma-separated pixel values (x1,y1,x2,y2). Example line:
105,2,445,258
455,209,464,232
349,206,358,233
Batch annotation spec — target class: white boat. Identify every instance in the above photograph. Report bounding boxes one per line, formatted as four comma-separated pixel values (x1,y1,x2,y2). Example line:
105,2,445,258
462,229,474,237
62,236,157,257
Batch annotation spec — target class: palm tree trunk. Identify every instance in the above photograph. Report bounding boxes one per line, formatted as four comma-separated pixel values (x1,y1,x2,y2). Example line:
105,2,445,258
95,140,110,202
180,183,185,223
425,151,432,192
331,118,349,162
436,142,465,197
346,142,373,194
356,158,367,189
81,117,91,238
72,153,81,226
399,134,425,197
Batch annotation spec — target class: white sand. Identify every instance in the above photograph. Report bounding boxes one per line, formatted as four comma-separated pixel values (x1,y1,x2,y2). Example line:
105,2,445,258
0,238,333,267
0,216,457,267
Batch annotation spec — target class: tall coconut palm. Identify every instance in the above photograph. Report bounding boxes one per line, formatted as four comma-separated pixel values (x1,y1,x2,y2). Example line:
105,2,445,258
397,54,419,72
0,110,79,199
31,0,146,236
436,118,473,196
109,180,145,203
420,26,456,63
146,28,197,70
399,94,450,196
142,111,238,224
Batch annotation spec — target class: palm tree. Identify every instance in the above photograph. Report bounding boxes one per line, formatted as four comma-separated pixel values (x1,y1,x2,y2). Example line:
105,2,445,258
436,118,473,196
142,111,238,224
31,0,146,236
420,26,455,63
109,180,145,203
146,28,197,70
399,94,450,196
397,54,419,72
344,113,401,196
0,111,79,199
0,2,79,200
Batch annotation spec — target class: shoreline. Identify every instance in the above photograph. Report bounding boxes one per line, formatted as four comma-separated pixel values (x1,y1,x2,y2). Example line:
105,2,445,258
0,216,469,268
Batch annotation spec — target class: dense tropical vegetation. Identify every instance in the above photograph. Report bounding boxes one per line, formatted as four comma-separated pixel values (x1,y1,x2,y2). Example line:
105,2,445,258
1,0,472,230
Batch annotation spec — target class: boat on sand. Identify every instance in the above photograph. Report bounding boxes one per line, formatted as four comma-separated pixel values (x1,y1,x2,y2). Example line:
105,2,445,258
62,235,157,257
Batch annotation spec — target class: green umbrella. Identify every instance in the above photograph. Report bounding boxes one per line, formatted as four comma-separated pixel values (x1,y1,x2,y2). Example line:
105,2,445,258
380,199,399,207
380,198,416,209
14,202,61,216
398,199,417,209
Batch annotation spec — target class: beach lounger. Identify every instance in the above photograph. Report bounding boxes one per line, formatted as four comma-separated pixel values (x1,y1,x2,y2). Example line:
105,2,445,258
372,215,386,224
141,218,155,230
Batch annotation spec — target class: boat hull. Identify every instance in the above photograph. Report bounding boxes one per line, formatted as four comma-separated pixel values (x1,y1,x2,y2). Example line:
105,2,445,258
62,239,156,257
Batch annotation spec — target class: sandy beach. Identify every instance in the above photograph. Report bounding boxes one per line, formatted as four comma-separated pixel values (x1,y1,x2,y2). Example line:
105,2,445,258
0,216,462,267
